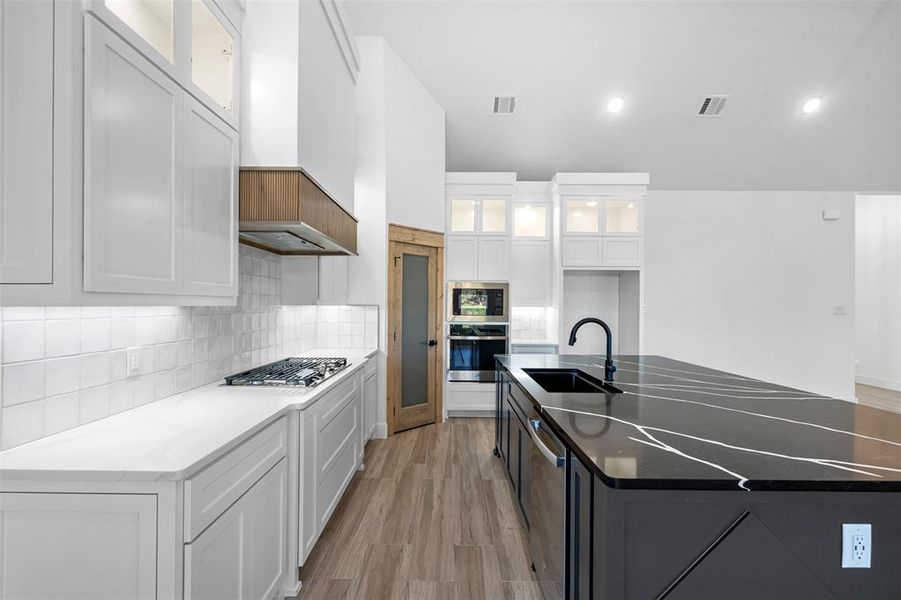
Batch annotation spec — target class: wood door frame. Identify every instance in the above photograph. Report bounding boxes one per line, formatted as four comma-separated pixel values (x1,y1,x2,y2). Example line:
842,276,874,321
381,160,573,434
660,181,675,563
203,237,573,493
387,224,445,435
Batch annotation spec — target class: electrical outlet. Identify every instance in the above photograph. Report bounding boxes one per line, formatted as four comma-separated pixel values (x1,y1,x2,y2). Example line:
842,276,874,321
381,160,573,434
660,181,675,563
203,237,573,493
842,523,872,568
126,347,141,378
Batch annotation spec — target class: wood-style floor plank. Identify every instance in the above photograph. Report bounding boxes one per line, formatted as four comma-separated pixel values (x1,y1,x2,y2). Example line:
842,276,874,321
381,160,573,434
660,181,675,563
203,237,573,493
297,418,535,600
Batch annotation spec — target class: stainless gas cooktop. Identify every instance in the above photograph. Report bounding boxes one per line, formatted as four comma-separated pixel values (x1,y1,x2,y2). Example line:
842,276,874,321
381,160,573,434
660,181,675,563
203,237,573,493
224,357,348,387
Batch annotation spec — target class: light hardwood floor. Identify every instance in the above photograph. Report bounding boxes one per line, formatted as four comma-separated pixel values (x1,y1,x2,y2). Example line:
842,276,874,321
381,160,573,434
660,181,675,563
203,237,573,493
297,417,537,600
856,384,901,413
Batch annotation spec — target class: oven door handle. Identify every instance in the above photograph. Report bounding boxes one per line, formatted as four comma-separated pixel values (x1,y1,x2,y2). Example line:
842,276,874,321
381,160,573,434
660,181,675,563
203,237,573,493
528,418,565,468
448,336,508,341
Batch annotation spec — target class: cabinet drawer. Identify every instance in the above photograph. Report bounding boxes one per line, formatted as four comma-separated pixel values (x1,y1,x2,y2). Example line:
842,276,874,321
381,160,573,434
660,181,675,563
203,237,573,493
317,389,358,481
184,417,288,541
316,430,357,530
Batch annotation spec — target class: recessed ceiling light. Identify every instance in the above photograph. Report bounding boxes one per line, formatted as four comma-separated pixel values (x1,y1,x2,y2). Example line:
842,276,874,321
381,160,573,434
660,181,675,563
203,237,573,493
802,97,822,115
606,96,625,114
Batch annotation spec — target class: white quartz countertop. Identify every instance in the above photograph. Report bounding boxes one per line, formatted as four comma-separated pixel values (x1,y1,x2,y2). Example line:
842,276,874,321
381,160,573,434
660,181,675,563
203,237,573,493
0,348,377,483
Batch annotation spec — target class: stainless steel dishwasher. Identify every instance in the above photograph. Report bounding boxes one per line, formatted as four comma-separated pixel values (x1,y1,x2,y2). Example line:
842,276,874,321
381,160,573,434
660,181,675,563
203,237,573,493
528,412,567,600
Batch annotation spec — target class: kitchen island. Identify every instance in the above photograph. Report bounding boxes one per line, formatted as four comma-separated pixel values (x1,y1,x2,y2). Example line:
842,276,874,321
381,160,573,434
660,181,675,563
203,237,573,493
496,354,901,600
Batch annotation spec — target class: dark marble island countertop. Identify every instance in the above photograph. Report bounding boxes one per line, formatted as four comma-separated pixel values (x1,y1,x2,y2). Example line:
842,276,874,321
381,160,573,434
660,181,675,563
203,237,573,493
496,354,901,492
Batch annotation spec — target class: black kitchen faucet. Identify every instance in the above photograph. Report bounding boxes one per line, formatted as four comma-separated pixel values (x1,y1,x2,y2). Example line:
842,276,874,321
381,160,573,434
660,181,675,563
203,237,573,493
568,317,617,381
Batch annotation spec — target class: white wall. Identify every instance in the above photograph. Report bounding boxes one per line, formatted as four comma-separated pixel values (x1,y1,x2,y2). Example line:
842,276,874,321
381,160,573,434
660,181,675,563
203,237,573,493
643,190,856,400
855,195,901,392
383,42,446,233
351,37,446,434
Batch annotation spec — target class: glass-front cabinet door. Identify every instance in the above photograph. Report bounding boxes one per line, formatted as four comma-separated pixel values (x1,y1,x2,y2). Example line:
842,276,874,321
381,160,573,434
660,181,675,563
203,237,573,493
191,0,235,113
513,204,549,238
564,197,600,234
450,197,478,233
481,197,508,234
604,199,640,235
103,0,175,63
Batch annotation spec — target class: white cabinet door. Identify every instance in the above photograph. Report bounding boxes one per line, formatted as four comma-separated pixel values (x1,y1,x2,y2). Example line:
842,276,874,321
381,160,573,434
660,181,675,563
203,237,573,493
0,0,53,284
363,359,378,442
602,237,642,267
477,236,510,281
84,16,181,294
318,256,349,304
511,240,551,306
562,237,603,267
0,492,157,599
185,458,287,600
182,97,238,297
446,236,478,280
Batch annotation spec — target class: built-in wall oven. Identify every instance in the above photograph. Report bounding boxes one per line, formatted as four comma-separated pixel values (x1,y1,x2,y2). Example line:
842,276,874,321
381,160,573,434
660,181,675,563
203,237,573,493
447,323,508,382
448,281,509,323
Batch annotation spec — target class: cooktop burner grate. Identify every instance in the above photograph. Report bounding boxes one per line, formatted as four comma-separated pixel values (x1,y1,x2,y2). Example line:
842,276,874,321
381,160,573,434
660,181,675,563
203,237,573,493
224,357,348,387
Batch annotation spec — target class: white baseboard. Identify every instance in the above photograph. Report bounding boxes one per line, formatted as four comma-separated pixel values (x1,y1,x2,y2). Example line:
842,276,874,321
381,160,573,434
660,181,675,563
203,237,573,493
447,409,495,418
373,422,388,438
281,580,302,598
856,375,901,393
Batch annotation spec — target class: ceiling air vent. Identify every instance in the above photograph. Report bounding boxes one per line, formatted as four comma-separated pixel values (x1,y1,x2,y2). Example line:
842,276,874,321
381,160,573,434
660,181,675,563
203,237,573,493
492,95,516,115
698,95,728,117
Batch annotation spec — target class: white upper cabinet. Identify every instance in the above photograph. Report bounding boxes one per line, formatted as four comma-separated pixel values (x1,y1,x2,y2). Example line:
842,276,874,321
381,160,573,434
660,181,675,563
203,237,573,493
512,204,549,239
447,195,510,235
477,237,511,281
553,174,648,269
191,0,235,112
0,0,54,284
446,236,479,280
84,16,182,294
182,96,239,297
564,197,601,234
90,0,238,128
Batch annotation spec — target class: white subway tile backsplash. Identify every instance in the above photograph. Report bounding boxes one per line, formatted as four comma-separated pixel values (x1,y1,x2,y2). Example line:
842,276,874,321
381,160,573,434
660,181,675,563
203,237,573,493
80,318,110,353
1,400,44,449
2,307,45,321
109,318,135,349
3,361,45,407
108,381,134,415
79,386,110,425
44,393,80,436
46,319,81,357
44,356,81,397
3,320,45,363
0,246,381,450
79,353,110,389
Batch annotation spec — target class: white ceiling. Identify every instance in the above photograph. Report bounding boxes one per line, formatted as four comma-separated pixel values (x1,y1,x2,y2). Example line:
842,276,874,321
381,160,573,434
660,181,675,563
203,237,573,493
344,0,901,190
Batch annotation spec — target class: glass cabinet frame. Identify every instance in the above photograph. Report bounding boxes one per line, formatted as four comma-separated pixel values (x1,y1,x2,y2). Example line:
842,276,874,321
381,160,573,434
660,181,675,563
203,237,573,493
512,203,550,239
561,195,642,236
88,0,238,128
448,195,511,235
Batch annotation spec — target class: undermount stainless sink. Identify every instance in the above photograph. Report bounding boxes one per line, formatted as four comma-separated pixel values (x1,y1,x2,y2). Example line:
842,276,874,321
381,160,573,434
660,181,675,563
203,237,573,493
522,368,623,394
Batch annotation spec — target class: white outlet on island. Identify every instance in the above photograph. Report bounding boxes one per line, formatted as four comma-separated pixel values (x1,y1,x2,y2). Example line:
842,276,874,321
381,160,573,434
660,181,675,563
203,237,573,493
842,523,872,568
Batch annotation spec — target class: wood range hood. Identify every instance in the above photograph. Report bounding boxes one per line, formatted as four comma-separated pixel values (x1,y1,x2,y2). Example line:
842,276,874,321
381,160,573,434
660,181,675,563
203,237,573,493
238,167,358,256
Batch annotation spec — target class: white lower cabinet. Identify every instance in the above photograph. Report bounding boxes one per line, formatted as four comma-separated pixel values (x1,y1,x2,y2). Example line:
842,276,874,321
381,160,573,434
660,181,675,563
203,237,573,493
361,357,378,447
185,458,287,600
0,492,158,599
299,374,361,563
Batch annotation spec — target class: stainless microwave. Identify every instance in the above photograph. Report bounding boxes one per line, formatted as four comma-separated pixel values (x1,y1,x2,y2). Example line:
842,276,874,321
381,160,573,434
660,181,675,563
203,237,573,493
447,281,509,322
